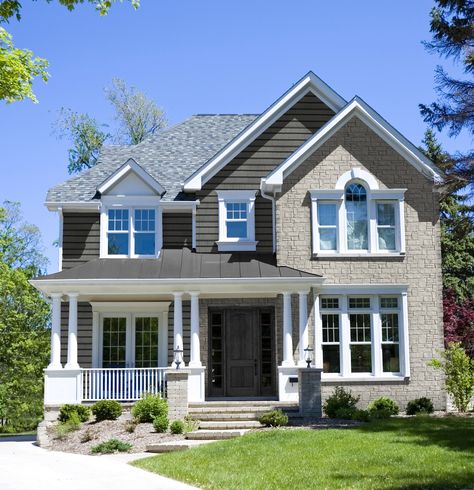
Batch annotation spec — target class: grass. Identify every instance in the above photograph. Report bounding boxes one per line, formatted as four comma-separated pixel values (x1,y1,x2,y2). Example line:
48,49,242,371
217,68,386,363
132,417,474,490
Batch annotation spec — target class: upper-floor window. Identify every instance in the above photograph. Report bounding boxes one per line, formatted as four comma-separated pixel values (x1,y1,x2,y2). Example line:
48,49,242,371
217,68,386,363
216,190,257,251
101,204,162,258
311,168,406,256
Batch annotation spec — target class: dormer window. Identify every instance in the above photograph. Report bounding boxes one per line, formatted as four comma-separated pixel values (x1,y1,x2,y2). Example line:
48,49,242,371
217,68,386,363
311,168,406,257
108,209,130,255
216,190,257,251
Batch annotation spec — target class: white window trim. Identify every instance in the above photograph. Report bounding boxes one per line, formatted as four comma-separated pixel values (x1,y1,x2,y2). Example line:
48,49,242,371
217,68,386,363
310,169,406,257
91,302,170,368
314,288,409,381
216,190,258,251
100,196,163,258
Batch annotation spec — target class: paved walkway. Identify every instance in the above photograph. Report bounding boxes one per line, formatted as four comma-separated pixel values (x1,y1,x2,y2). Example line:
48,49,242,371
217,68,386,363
0,436,198,490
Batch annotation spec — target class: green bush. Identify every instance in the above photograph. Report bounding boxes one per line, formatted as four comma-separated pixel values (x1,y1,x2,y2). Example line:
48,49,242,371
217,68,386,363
90,438,132,454
323,387,360,418
351,409,371,422
91,400,122,422
170,420,185,434
406,397,434,416
131,393,168,423
54,413,81,440
334,407,357,420
368,397,399,419
153,414,169,433
258,409,288,427
58,404,91,423
183,414,199,433
430,342,474,413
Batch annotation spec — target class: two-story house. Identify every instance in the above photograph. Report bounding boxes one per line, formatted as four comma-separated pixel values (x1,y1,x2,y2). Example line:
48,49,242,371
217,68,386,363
32,72,446,413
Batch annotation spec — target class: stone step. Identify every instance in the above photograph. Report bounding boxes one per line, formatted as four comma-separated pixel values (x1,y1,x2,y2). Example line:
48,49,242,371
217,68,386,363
146,440,217,453
189,405,299,414
189,412,262,421
189,401,296,408
198,420,262,430
186,429,248,440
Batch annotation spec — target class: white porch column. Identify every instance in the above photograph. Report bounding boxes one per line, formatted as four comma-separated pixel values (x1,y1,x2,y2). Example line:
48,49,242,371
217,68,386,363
313,292,323,369
189,292,201,367
282,292,295,366
298,290,309,366
65,292,80,370
173,292,184,367
48,293,63,370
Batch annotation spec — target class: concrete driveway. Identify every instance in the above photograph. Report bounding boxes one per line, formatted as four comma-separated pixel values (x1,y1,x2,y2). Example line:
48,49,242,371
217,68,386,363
0,436,198,490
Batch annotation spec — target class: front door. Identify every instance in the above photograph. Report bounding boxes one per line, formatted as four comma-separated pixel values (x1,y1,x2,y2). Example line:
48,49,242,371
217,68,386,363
208,307,276,398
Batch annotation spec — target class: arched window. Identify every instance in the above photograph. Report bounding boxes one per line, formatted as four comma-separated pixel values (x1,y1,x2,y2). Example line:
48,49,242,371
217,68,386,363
345,183,368,250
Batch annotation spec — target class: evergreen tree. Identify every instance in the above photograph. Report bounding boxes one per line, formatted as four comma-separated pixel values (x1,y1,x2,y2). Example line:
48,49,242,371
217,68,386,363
419,0,474,191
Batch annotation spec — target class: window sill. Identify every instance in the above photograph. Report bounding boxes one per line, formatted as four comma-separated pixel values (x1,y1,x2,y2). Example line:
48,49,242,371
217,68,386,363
216,240,258,252
313,252,405,259
321,375,408,383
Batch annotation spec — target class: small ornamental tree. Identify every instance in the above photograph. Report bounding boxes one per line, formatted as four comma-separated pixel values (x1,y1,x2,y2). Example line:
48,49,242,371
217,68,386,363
430,342,474,412
443,290,474,358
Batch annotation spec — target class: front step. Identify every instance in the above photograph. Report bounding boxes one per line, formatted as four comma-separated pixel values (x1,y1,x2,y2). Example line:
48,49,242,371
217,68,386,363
191,412,263,421
186,429,248,440
198,420,262,430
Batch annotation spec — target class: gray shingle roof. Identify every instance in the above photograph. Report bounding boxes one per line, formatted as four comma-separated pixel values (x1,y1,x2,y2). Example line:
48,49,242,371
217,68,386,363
37,249,321,280
46,114,258,203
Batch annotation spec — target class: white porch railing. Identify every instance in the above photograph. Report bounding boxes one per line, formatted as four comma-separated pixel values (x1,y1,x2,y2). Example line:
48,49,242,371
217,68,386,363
81,368,167,402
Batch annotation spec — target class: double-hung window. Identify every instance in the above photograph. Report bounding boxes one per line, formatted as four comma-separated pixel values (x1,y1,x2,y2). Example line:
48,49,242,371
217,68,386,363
216,190,257,251
348,297,372,373
380,297,400,373
103,206,160,258
321,297,341,373
310,168,406,256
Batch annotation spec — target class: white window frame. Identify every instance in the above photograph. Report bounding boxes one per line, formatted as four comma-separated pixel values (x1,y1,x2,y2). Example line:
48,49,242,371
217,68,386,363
91,302,170,368
100,196,163,259
314,287,409,382
216,190,258,251
310,168,406,257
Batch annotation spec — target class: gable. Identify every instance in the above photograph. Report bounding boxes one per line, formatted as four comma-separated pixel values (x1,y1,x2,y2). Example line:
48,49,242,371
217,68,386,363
105,172,157,196
184,71,346,191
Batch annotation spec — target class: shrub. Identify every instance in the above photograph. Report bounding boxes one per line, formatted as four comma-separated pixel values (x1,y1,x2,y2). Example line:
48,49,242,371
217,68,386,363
153,414,169,433
58,404,91,423
351,409,371,422
323,387,360,418
91,400,122,422
406,397,434,416
55,413,81,440
430,342,474,412
90,439,132,454
131,393,168,423
368,397,399,419
334,407,357,420
183,414,199,433
170,420,185,434
258,409,288,427
124,419,138,433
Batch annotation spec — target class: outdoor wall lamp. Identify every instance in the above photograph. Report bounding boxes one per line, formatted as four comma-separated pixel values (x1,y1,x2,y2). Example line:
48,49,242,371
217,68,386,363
173,346,183,369
304,346,314,368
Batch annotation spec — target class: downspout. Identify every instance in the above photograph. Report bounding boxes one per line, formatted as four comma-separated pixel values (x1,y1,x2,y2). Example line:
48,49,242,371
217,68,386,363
260,183,277,255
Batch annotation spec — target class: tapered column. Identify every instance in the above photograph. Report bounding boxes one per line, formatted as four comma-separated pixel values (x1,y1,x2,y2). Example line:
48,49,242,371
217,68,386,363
298,290,309,366
282,292,295,366
48,293,63,369
173,292,184,367
189,292,201,367
65,292,80,370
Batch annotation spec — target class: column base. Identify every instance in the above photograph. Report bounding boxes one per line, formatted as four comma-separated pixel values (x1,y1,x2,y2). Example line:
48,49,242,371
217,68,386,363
44,369,82,405
278,366,299,402
187,366,206,402
64,362,80,370
47,363,63,370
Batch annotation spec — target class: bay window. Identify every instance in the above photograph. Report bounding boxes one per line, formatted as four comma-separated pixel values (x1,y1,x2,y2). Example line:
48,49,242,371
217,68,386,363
310,168,406,256
317,291,408,379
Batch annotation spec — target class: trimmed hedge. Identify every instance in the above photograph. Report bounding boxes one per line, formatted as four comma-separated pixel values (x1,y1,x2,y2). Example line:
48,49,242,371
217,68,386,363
131,394,168,423
91,400,122,422
58,404,91,423
406,397,434,415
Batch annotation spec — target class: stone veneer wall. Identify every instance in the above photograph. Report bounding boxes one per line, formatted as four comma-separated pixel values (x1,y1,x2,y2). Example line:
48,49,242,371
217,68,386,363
275,117,445,410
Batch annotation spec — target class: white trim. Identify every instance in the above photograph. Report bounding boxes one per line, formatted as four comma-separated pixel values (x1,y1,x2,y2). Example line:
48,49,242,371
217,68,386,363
263,97,444,192
160,200,200,211
90,302,171,313
192,205,197,250
45,201,101,212
336,168,379,190
183,71,346,191
57,207,63,272
97,158,165,196
216,190,258,251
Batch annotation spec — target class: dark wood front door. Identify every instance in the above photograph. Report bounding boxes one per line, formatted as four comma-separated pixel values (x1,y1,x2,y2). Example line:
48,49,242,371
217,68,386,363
208,307,275,398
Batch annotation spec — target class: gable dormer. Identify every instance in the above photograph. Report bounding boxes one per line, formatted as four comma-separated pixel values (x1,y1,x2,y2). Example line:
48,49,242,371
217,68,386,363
98,158,165,258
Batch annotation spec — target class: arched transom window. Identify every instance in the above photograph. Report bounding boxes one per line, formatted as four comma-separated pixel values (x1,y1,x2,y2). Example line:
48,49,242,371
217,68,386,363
310,168,406,256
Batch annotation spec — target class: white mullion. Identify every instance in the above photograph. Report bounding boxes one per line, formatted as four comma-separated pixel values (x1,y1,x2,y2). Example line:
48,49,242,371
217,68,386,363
130,208,135,258
400,292,410,377
338,198,346,253
368,198,377,253
126,314,133,368
372,296,382,376
311,198,319,254
340,296,350,376
398,199,406,254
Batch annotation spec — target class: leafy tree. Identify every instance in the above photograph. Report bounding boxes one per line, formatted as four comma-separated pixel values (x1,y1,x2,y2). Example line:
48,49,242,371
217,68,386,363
443,290,474,358
419,1,474,191
105,78,167,145
0,0,139,103
0,27,48,103
0,202,50,431
54,108,110,173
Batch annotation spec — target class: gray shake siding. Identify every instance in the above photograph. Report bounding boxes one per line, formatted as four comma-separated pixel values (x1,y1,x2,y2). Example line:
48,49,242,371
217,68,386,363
62,213,100,270
162,213,192,249
60,302,93,367
195,93,335,253
168,301,191,364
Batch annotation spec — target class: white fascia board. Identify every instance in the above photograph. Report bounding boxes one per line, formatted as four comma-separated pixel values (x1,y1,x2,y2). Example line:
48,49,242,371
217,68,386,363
160,201,200,212
315,284,408,295
183,72,346,192
97,158,166,196
45,201,101,212
263,98,445,190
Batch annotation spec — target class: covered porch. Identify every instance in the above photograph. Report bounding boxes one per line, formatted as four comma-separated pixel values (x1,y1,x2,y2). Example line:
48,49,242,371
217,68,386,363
31,250,324,407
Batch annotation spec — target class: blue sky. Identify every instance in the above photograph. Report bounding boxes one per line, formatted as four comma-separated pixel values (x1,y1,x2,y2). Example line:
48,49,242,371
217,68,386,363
0,0,470,272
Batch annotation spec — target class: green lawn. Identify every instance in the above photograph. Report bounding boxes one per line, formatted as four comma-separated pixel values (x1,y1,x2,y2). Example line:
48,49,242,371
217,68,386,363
132,417,474,490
